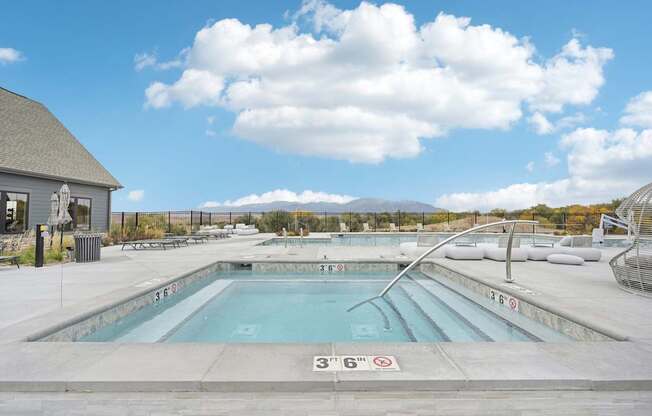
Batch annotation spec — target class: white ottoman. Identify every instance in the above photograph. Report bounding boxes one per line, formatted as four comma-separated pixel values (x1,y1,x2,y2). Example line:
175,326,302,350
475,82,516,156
527,247,563,261
547,253,584,266
445,245,484,260
399,242,445,258
483,247,528,262
561,247,601,261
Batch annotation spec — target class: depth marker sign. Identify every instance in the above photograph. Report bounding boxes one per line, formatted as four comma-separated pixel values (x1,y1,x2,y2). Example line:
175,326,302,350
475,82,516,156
313,355,400,372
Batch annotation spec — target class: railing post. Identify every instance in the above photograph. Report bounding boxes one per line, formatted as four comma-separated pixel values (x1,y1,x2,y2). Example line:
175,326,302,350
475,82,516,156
349,211,353,232
135,212,139,229
323,211,327,232
200,211,203,226
397,210,401,232
505,222,516,283
121,212,124,237
229,212,232,225
422,212,425,227
447,211,450,225
374,212,377,232
168,211,171,233
190,210,193,232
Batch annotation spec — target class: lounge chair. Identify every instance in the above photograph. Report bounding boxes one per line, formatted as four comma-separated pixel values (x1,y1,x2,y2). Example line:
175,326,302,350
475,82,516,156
362,223,371,232
340,222,349,233
0,255,20,269
484,237,528,262
389,223,397,232
236,225,259,235
558,235,601,261
416,223,424,232
445,245,484,260
121,239,178,250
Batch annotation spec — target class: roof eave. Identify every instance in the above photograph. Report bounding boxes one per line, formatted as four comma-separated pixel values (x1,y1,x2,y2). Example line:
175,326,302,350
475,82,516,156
0,167,123,190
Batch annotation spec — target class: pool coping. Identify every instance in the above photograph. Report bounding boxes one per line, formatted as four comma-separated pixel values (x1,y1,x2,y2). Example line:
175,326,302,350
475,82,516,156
2,258,652,393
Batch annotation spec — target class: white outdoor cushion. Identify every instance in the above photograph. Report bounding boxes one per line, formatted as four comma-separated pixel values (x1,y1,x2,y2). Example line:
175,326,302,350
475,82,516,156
236,228,259,235
445,245,484,260
527,247,564,261
400,242,445,258
483,247,528,262
547,253,584,265
560,247,601,261
559,236,572,246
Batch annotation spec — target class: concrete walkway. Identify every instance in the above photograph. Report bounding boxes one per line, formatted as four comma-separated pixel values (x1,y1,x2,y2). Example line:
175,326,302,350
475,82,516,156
2,390,652,415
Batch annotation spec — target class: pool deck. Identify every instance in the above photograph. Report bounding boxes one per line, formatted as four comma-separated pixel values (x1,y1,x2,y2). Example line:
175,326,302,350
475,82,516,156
1,233,651,413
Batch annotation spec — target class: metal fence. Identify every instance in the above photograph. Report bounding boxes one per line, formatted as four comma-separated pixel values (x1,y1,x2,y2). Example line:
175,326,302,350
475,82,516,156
110,209,620,236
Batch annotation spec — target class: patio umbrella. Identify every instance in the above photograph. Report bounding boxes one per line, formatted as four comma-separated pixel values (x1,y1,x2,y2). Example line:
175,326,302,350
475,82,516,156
56,184,72,248
47,192,59,247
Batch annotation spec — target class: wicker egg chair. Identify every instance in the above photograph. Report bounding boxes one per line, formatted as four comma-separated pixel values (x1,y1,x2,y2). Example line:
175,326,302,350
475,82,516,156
610,182,652,295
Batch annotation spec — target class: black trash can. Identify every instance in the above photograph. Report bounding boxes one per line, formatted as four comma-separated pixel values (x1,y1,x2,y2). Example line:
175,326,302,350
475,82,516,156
74,233,102,263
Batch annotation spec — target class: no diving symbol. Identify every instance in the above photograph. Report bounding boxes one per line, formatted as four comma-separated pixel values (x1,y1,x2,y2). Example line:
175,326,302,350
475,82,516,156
373,356,393,368
336,264,344,271
508,297,518,311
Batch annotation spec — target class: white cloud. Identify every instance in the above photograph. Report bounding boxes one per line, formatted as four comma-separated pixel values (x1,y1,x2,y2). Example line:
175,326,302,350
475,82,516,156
526,161,535,172
620,91,652,128
544,152,560,167
143,1,612,163
0,48,24,64
127,190,145,202
436,125,652,211
200,189,356,207
528,112,554,135
528,111,586,135
134,50,185,71
528,39,613,113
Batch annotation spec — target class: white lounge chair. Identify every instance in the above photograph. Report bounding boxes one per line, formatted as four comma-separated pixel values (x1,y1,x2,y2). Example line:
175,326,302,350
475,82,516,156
558,235,601,261
339,222,349,233
389,223,397,232
236,224,259,235
362,223,371,232
416,223,424,232
484,237,528,262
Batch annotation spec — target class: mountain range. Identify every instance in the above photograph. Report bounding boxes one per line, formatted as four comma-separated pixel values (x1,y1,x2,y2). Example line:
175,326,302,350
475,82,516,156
204,198,442,213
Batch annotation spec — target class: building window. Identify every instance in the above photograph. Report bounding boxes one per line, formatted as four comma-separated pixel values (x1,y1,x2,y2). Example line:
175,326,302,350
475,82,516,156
1,191,29,234
66,197,92,231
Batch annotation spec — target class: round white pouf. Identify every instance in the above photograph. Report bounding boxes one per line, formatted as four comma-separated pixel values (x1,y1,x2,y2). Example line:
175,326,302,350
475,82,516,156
547,253,584,266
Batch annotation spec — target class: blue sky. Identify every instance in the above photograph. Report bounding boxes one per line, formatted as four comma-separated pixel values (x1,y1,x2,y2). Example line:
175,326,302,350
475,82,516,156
2,0,651,211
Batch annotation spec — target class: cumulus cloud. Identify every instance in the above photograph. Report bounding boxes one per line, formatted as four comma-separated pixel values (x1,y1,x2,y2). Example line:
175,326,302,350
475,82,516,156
143,1,612,162
127,190,145,202
0,48,24,64
200,189,356,207
436,124,652,211
526,161,535,172
620,91,652,128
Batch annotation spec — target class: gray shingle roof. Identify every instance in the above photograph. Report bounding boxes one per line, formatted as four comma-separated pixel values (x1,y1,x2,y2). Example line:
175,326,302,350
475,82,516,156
0,87,121,188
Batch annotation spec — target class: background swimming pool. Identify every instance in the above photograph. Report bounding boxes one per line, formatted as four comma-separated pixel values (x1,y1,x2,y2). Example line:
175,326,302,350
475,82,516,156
260,233,560,247
79,271,570,343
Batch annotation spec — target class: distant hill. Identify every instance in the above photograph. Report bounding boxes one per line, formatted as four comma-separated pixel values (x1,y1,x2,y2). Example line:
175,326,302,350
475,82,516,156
205,198,442,213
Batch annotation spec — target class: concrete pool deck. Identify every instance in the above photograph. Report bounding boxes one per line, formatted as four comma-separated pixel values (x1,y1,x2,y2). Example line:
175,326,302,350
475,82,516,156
1,232,652,412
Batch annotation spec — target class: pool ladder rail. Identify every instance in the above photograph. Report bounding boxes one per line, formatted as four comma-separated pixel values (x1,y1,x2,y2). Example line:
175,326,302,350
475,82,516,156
347,219,538,313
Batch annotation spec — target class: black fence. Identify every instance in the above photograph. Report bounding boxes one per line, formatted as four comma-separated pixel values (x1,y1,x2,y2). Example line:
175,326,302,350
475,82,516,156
110,209,620,236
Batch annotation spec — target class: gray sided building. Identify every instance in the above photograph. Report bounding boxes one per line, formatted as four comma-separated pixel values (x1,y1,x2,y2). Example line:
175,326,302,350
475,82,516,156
0,87,121,234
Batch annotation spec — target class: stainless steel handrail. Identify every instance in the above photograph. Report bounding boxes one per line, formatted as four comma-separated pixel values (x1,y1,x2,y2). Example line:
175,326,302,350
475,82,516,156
347,220,537,312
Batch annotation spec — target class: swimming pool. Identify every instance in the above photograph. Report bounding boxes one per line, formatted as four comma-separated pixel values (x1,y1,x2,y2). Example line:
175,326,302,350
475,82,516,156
260,233,560,247
78,270,571,343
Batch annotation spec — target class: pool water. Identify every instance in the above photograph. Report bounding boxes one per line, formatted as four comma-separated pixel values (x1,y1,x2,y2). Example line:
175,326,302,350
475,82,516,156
260,233,560,247
80,271,571,343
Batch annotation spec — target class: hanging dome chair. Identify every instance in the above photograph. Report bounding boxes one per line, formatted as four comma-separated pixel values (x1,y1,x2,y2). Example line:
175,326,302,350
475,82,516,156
610,182,652,295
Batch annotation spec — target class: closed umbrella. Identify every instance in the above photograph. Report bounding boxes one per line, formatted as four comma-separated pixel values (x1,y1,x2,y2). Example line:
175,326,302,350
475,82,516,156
56,184,73,249
47,192,59,247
